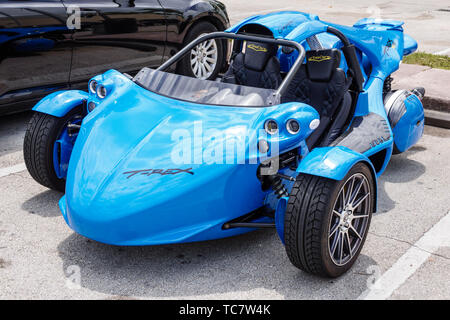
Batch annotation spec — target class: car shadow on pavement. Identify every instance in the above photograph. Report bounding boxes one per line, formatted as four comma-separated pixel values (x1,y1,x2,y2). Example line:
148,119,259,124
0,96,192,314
0,112,31,156
57,228,378,299
25,147,424,299
21,190,63,217
376,146,426,214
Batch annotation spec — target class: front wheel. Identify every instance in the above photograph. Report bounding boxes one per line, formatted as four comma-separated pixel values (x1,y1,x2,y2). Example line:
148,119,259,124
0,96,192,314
23,109,82,192
284,162,375,277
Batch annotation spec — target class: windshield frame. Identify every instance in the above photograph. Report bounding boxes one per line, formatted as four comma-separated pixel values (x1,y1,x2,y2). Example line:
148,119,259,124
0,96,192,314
134,67,280,107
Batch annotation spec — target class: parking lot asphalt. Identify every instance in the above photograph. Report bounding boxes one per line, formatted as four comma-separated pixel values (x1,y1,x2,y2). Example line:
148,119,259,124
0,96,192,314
0,111,449,300
225,0,450,56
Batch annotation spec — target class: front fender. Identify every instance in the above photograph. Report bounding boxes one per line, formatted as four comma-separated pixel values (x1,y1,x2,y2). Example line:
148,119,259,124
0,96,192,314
297,146,377,211
274,146,378,245
297,146,375,180
33,90,88,117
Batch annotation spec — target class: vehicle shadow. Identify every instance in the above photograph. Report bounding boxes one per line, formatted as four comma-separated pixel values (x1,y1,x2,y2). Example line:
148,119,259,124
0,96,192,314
37,146,425,299
21,189,63,217
57,229,378,299
376,146,426,214
52,145,427,299
0,112,31,157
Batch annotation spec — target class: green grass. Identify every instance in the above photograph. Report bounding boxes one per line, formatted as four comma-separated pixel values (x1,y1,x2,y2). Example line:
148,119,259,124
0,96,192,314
403,52,450,70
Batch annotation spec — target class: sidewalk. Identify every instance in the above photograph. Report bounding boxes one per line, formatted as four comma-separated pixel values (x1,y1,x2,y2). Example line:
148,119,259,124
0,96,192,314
392,64,450,128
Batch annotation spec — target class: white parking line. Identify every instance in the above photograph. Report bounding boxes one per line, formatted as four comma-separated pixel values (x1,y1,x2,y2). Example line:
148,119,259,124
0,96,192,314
359,211,450,300
0,163,26,178
434,48,450,56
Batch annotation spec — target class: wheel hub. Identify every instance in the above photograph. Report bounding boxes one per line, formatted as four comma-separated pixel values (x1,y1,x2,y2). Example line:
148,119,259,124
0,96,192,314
328,173,371,266
190,37,218,79
339,209,353,231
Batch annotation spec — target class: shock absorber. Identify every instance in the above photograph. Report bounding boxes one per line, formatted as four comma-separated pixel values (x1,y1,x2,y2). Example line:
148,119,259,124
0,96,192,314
383,75,393,96
267,175,289,198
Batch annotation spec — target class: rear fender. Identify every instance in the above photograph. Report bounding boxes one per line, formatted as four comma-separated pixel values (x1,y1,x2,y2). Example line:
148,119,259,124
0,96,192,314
296,146,378,210
33,90,88,117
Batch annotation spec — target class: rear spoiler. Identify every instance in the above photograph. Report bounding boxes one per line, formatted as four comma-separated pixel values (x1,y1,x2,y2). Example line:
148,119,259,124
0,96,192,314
353,18,404,31
403,34,418,56
353,18,417,56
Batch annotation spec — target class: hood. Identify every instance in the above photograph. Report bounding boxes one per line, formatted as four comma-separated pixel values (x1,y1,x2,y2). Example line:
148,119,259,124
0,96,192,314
66,73,269,215
63,70,318,244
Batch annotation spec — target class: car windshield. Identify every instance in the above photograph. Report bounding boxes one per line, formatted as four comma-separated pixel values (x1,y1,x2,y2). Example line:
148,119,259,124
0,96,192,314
133,68,280,107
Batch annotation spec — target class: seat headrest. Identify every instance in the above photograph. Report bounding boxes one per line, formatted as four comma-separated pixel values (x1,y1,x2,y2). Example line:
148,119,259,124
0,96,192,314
306,49,341,82
243,41,278,72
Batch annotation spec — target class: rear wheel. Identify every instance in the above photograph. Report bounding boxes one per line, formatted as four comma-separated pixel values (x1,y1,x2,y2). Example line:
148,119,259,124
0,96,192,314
23,109,81,192
284,162,374,277
177,21,224,80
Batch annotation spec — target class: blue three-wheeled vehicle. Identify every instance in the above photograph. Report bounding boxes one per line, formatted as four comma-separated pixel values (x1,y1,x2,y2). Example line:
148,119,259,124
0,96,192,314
24,12,425,277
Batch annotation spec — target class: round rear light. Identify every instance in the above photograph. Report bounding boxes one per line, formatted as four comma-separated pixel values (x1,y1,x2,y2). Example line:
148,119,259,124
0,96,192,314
264,120,278,135
286,119,300,134
97,85,107,99
89,80,97,94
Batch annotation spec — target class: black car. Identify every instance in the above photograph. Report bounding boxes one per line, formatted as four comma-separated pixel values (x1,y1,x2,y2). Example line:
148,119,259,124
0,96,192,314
0,0,229,115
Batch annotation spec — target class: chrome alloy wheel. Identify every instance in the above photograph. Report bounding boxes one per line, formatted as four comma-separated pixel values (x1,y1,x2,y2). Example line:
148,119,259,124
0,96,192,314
190,36,218,79
328,173,371,266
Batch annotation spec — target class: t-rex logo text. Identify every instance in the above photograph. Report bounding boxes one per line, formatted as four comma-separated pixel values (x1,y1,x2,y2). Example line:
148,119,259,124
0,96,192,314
123,168,194,179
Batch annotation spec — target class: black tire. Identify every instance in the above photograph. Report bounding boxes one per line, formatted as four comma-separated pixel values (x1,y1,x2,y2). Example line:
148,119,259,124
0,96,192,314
23,109,81,192
392,143,402,155
177,21,225,80
284,162,375,278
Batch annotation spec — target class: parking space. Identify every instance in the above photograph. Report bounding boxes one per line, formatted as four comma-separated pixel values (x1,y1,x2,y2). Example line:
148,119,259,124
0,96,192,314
1,1,450,300
0,110,449,299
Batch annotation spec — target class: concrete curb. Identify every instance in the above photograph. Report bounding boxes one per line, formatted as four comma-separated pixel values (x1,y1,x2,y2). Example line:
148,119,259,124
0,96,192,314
423,96,450,113
392,64,450,129
424,109,450,129
423,96,450,129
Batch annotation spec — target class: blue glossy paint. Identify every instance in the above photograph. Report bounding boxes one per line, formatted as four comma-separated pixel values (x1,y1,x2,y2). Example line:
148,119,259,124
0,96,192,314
296,146,378,212
226,11,320,39
40,11,423,246
392,94,425,153
53,118,81,179
228,11,406,80
353,18,404,31
33,90,88,117
59,70,320,245
296,146,376,181
275,196,288,244
403,34,418,56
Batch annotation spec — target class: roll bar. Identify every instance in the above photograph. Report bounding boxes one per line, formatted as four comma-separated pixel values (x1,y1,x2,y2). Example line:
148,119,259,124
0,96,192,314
327,26,365,92
157,32,306,97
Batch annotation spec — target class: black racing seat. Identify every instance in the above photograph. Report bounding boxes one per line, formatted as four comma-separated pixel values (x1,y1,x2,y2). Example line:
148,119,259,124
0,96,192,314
282,48,353,149
222,41,282,89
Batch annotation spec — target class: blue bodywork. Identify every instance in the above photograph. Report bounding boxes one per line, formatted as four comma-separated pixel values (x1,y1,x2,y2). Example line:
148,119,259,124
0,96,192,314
297,146,375,181
34,90,88,117
33,11,424,246
392,94,425,153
